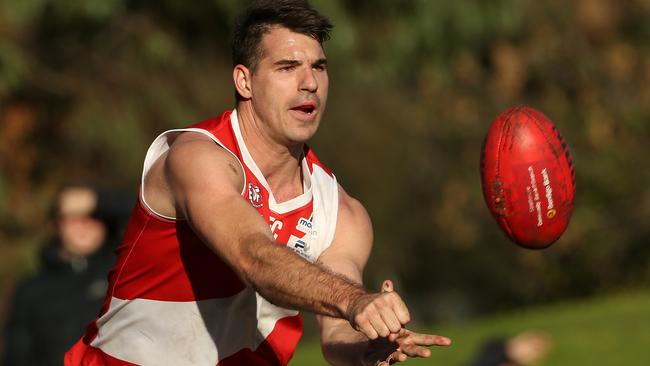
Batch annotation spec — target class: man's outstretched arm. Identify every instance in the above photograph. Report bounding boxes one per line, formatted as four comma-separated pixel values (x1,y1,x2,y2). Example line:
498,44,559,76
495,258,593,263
150,132,405,339
317,185,451,366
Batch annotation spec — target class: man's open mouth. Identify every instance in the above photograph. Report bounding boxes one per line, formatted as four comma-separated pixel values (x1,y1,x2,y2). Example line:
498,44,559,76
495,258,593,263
292,105,316,114
290,101,318,119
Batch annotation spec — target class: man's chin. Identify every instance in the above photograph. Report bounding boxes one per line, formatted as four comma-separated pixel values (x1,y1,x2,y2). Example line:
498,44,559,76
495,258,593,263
286,127,319,145
286,119,320,140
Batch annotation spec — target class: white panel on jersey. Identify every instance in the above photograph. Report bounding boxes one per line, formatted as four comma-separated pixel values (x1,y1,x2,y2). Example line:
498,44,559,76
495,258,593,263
311,164,339,259
92,290,298,366
140,127,247,221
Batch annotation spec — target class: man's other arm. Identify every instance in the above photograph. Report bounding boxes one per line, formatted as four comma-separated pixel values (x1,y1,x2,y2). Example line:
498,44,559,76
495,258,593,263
317,185,451,366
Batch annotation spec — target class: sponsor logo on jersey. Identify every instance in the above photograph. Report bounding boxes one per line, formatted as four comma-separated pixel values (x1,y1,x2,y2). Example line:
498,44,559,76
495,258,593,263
288,234,312,261
288,215,314,261
248,183,263,208
296,215,313,234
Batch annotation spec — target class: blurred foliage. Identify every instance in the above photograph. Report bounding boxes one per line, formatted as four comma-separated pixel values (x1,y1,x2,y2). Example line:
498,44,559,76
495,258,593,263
1,0,650,335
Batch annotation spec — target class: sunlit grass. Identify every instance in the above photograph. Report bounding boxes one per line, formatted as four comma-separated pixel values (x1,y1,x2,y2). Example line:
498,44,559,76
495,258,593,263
292,291,650,365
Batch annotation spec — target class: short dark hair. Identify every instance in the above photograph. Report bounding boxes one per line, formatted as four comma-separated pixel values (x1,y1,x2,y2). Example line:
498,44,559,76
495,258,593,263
231,0,333,71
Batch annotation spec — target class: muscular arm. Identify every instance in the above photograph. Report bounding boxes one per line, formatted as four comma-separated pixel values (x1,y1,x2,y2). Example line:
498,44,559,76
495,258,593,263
317,186,452,366
157,133,366,319
316,186,376,365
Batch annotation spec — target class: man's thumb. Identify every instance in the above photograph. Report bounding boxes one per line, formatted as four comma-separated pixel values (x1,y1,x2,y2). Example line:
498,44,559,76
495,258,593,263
382,280,394,293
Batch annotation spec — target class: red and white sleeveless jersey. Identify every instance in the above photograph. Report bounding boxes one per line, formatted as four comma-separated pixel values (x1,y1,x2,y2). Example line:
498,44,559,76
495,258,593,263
65,110,339,366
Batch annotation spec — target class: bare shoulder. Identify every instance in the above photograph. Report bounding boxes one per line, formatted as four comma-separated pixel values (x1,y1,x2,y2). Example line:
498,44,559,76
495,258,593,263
336,184,372,236
167,131,235,162
143,131,244,218
166,132,242,179
317,184,373,278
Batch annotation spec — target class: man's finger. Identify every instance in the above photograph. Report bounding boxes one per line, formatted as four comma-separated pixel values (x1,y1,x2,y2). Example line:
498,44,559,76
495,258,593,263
369,311,391,338
356,320,379,340
379,280,409,326
389,351,408,363
380,281,403,333
388,328,408,342
402,333,452,347
390,294,410,325
362,326,379,340
377,351,407,366
382,280,394,293
378,306,402,333
398,341,435,358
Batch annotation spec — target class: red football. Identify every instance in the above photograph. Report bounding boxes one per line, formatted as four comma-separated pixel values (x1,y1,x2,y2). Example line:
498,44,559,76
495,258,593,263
480,106,575,249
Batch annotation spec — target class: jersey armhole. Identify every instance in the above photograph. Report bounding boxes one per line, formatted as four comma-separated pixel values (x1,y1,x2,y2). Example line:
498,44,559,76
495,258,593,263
140,128,247,221
310,166,339,262
323,175,339,249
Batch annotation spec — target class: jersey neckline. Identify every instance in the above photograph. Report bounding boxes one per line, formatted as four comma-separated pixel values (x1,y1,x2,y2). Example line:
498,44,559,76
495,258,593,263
230,110,313,214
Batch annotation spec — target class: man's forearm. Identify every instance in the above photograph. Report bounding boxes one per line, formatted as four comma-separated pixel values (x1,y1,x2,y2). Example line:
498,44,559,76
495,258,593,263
239,233,366,319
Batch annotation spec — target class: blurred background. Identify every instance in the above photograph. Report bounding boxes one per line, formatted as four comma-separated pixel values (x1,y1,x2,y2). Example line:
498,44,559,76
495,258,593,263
1,0,649,365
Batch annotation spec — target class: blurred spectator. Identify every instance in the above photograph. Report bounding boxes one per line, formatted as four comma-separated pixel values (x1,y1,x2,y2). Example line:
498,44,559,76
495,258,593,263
1,184,130,366
468,331,553,366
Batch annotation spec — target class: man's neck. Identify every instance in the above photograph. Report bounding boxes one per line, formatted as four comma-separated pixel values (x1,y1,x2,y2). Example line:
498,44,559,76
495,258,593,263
236,104,304,202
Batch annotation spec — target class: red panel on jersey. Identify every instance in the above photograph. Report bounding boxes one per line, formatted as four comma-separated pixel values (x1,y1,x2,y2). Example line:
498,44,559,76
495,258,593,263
65,338,137,366
110,202,246,302
218,315,303,366
188,111,241,158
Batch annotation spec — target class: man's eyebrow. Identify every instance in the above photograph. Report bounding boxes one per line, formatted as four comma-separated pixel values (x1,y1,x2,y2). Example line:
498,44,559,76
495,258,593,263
313,58,328,67
273,59,301,67
272,58,328,67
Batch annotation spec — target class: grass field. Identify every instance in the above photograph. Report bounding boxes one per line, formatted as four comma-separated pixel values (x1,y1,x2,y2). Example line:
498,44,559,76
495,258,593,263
292,291,650,365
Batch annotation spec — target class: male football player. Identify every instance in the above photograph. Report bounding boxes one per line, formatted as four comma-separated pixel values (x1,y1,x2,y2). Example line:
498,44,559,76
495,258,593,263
65,1,451,365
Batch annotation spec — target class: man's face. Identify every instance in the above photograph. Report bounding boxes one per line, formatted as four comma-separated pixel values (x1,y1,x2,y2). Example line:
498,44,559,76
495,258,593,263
247,26,329,145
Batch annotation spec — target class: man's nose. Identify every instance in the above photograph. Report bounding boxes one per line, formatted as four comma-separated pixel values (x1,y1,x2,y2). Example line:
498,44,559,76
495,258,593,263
299,68,318,92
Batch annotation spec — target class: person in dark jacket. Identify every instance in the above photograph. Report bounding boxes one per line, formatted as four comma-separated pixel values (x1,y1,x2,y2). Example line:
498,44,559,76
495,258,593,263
2,184,128,366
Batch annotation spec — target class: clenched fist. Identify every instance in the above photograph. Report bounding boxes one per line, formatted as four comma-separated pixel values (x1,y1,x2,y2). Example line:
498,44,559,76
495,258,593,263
346,280,410,339
346,280,452,365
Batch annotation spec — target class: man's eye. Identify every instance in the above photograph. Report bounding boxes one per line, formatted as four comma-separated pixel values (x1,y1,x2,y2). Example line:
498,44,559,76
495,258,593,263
280,65,295,71
313,65,326,71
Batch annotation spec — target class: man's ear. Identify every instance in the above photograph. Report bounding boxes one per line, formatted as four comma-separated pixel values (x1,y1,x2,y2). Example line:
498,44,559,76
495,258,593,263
233,65,252,99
